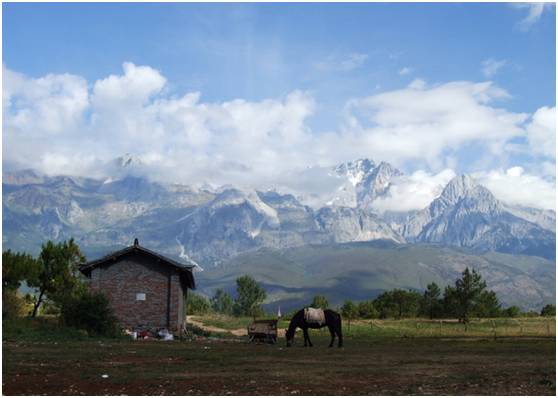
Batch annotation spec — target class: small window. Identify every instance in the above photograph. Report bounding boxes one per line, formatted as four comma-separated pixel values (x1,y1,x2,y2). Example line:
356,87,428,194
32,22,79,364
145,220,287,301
136,293,146,301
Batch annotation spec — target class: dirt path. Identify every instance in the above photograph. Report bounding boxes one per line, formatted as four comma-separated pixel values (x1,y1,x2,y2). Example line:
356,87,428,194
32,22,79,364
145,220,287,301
187,316,286,338
187,316,247,336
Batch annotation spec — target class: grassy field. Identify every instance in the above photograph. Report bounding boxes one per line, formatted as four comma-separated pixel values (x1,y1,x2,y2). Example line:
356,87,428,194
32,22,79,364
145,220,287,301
194,314,556,339
2,316,555,395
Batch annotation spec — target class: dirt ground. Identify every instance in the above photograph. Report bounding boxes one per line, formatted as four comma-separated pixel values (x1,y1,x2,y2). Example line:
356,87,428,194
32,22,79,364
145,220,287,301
2,336,555,395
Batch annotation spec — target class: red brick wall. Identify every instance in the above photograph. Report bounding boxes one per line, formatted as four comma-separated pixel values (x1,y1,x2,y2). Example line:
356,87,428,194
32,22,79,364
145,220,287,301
89,253,185,333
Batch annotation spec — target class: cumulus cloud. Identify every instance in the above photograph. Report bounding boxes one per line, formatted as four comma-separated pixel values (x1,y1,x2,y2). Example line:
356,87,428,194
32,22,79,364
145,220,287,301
343,80,528,168
2,63,554,210
371,169,457,213
3,66,88,135
481,58,507,78
475,167,556,210
525,106,556,160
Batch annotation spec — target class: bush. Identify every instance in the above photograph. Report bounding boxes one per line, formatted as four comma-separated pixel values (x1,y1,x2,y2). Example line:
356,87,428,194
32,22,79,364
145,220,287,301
60,291,119,336
541,304,556,317
186,292,211,315
503,306,521,318
2,290,26,319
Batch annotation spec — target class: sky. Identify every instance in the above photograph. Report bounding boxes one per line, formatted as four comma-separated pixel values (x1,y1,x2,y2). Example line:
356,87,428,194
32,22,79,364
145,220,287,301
2,2,556,210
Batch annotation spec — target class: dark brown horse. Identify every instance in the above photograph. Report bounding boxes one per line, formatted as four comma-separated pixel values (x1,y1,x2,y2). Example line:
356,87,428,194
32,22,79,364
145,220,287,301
285,308,343,348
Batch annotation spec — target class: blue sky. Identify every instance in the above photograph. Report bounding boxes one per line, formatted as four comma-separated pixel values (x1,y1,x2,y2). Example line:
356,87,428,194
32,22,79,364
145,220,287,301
2,3,556,209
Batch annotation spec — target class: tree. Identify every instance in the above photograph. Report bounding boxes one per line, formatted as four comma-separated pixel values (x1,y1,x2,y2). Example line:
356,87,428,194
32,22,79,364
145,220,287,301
28,239,86,317
451,268,489,323
340,300,358,329
186,292,211,315
2,250,41,291
233,275,266,318
420,282,442,319
503,306,521,318
2,250,41,319
211,289,234,315
357,300,378,319
374,291,399,319
310,295,329,309
375,289,421,319
541,304,556,317
474,290,501,318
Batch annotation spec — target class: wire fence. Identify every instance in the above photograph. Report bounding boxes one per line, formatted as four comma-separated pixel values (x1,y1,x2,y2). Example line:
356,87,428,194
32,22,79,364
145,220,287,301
336,317,556,338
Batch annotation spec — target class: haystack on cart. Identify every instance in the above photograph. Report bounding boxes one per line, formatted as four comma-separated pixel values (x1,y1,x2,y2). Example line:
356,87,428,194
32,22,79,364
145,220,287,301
247,319,278,343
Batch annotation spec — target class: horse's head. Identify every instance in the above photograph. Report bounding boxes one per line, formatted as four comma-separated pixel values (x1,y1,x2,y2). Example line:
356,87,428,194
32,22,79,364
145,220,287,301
285,328,294,347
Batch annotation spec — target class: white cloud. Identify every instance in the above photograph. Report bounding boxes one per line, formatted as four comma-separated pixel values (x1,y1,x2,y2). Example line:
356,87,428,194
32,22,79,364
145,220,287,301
343,80,528,168
481,58,507,78
514,3,551,31
398,67,413,76
525,106,556,160
315,53,368,72
2,63,554,212
3,66,88,135
475,167,556,210
371,169,457,213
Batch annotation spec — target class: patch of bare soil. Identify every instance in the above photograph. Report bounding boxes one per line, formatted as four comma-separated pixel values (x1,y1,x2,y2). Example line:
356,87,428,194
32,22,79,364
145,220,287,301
3,337,555,395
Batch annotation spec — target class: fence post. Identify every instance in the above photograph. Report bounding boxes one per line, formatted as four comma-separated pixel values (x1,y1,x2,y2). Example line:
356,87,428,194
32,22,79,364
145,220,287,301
439,320,442,336
547,320,551,337
492,320,496,340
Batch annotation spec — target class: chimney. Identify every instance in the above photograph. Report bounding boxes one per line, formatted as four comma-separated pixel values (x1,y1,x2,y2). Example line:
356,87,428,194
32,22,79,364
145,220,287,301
134,238,139,247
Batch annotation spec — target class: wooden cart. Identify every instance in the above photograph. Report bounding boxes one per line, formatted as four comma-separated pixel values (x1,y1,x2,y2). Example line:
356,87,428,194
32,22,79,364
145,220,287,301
247,319,278,344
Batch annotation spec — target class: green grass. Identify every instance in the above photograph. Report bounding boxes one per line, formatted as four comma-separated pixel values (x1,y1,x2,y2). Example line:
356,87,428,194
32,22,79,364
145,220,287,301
341,317,556,338
2,317,90,342
193,314,556,339
2,316,130,342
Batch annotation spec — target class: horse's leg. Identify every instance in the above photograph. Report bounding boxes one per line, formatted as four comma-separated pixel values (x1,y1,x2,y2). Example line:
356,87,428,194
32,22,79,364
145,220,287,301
337,323,343,348
303,327,309,347
306,328,313,347
327,325,335,348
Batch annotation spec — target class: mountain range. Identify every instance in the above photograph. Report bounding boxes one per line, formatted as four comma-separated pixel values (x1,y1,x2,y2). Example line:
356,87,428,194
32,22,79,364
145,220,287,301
3,158,555,310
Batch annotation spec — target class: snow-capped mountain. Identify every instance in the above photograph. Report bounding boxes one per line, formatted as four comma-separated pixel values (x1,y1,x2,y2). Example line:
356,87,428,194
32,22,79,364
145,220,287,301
327,159,403,207
404,175,556,258
3,159,555,266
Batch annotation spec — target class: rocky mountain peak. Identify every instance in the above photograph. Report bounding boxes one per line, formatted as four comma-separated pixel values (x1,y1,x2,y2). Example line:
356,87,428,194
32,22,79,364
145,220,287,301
439,174,479,203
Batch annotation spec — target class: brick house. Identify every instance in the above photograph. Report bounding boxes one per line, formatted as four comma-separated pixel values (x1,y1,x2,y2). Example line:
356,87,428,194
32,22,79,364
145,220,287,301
80,239,196,334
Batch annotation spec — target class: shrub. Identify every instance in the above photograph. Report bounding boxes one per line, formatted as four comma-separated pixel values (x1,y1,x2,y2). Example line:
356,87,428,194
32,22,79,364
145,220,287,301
60,291,119,336
186,292,212,315
2,290,26,319
541,304,556,317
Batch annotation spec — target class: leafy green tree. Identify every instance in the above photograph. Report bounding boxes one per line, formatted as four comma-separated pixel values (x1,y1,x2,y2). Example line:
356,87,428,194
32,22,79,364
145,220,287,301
233,275,266,318
442,285,459,318
2,250,41,291
374,291,399,319
420,282,442,319
211,289,234,315
541,304,556,317
310,295,329,309
375,289,421,319
503,306,521,318
340,300,358,328
186,292,211,315
357,300,378,319
29,239,86,317
449,268,489,323
474,290,501,318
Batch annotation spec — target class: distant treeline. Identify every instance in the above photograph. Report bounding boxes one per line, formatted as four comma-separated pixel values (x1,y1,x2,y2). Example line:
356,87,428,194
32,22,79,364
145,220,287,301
193,268,556,323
